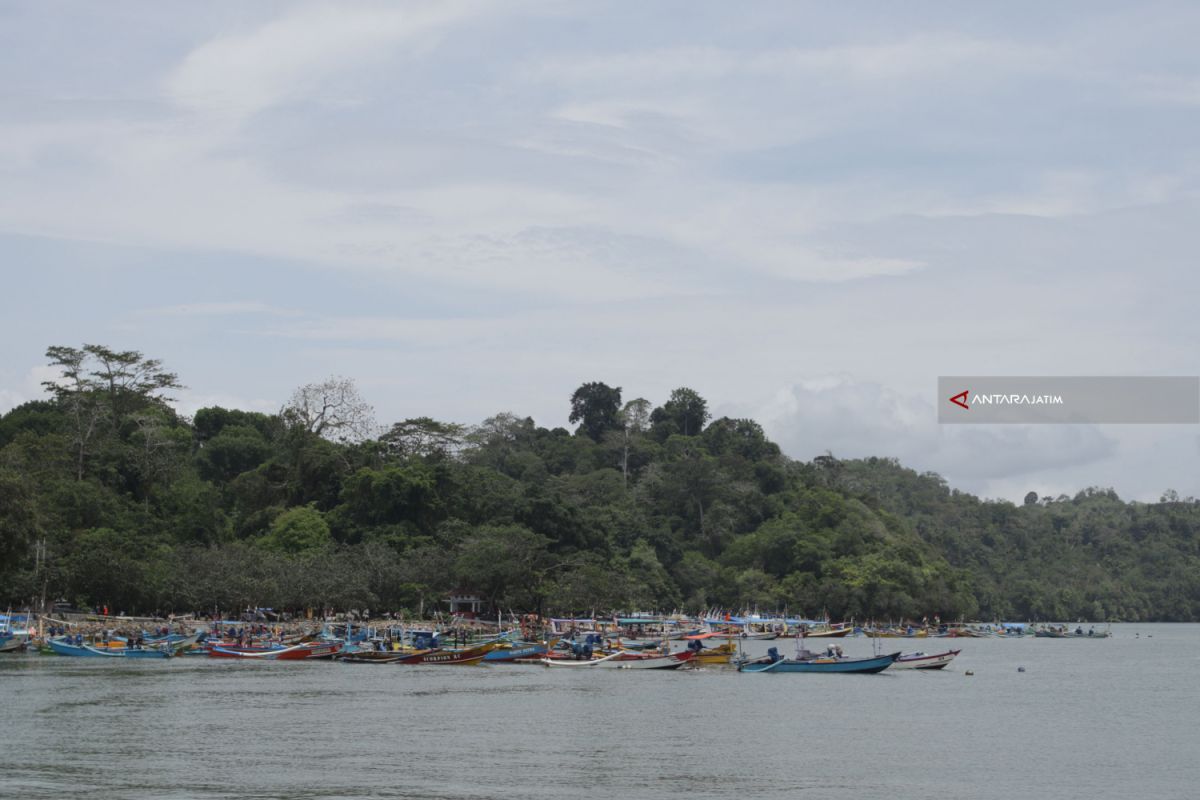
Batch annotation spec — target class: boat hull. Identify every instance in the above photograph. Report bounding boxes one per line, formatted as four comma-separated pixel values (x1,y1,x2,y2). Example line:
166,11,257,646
894,649,961,670
0,636,28,653
418,642,499,665
209,641,342,660
483,643,548,662
611,652,693,669
738,652,900,674
48,639,171,658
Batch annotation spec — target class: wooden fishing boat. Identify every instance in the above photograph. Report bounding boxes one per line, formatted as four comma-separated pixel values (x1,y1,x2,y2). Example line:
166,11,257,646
0,634,28,653
611,650,694,669
893,649,961,670
47,638,172,659
540,651,625,667
417,641,499,665
738,649,899,674
692,642,736,665
799,625,852,638
539,650,693,669
483,642,549,662
338,649,433,664
208,641,343,660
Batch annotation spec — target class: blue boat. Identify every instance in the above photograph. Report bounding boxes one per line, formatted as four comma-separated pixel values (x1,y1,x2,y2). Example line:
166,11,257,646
47,638,171,659
483,642,548,662
738,647,899,674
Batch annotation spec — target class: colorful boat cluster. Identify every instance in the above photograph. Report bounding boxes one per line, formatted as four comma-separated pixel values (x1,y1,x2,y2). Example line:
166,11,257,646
0,611,1113,676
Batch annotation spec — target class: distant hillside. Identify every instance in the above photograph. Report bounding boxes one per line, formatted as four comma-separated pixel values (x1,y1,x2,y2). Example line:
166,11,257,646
2,346,1198,621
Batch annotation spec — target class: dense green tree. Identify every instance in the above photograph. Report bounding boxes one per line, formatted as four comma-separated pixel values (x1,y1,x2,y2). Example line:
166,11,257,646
379,417,466,460
262,506,333,554
0,468,40,572
569,381,623,442
650,387,710,439
453,525,553,612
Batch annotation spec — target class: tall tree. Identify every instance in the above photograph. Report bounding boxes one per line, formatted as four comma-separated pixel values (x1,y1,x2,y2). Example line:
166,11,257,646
42,346,105,480
650,387,710,439
568,381,623,441
42,344,180,479
380,417,466,460
82,344,181,429
614,397,651,488
283,376,375,442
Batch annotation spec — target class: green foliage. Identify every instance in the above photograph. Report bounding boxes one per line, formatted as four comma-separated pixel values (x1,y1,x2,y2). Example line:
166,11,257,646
569,381,623,441
650,387,710,439
0,468,40,571
4,345,1199,621
262,506,333,554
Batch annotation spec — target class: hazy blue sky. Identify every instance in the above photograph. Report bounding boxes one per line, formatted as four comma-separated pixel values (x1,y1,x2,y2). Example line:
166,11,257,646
2,1,1198,501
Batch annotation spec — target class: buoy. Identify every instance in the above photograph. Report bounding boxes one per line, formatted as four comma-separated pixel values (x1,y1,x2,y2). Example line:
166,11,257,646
964,670,974,676
1017,666,1026,673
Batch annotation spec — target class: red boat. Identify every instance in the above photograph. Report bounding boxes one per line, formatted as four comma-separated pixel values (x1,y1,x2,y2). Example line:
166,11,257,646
208,641,343,660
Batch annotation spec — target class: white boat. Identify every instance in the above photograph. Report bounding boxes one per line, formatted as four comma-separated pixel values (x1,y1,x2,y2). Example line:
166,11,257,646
540,651,625,667
893,649,961,670
540,651,693,670
610,651,693,670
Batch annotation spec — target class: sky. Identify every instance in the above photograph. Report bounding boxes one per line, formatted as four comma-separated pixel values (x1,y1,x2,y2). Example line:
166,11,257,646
2,1,1199,502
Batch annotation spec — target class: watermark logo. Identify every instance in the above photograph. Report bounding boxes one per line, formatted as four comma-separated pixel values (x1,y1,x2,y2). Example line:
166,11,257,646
938,376,1199,424
948,390,1064,410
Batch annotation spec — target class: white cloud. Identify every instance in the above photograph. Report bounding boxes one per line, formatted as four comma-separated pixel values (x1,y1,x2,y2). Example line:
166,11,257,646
742,376,1120,498
164,1,482,124
0,365,62,414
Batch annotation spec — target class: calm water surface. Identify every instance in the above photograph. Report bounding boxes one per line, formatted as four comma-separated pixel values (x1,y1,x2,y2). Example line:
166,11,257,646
1,623,1197,799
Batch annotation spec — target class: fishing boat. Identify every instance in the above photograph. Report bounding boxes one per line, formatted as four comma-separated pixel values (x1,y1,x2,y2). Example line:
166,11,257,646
539,650,693,669
740,629,779,640
541,651,624,667
800,625,852,638
482,642,549,662
338,649,432,664
0,613,33,652
208,641,343,660
893,649,961,670
0,632,28,653
738,648,899,674
738,638,899,674
611,650,694,669
690,642,736,665
47,638,172,659
415,641,501,665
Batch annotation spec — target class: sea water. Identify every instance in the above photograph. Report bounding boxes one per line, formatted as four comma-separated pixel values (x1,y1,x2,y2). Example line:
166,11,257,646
0,623,1196,799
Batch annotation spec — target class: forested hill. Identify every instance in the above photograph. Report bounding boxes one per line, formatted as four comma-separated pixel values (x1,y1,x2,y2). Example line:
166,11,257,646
2,345,1198,621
